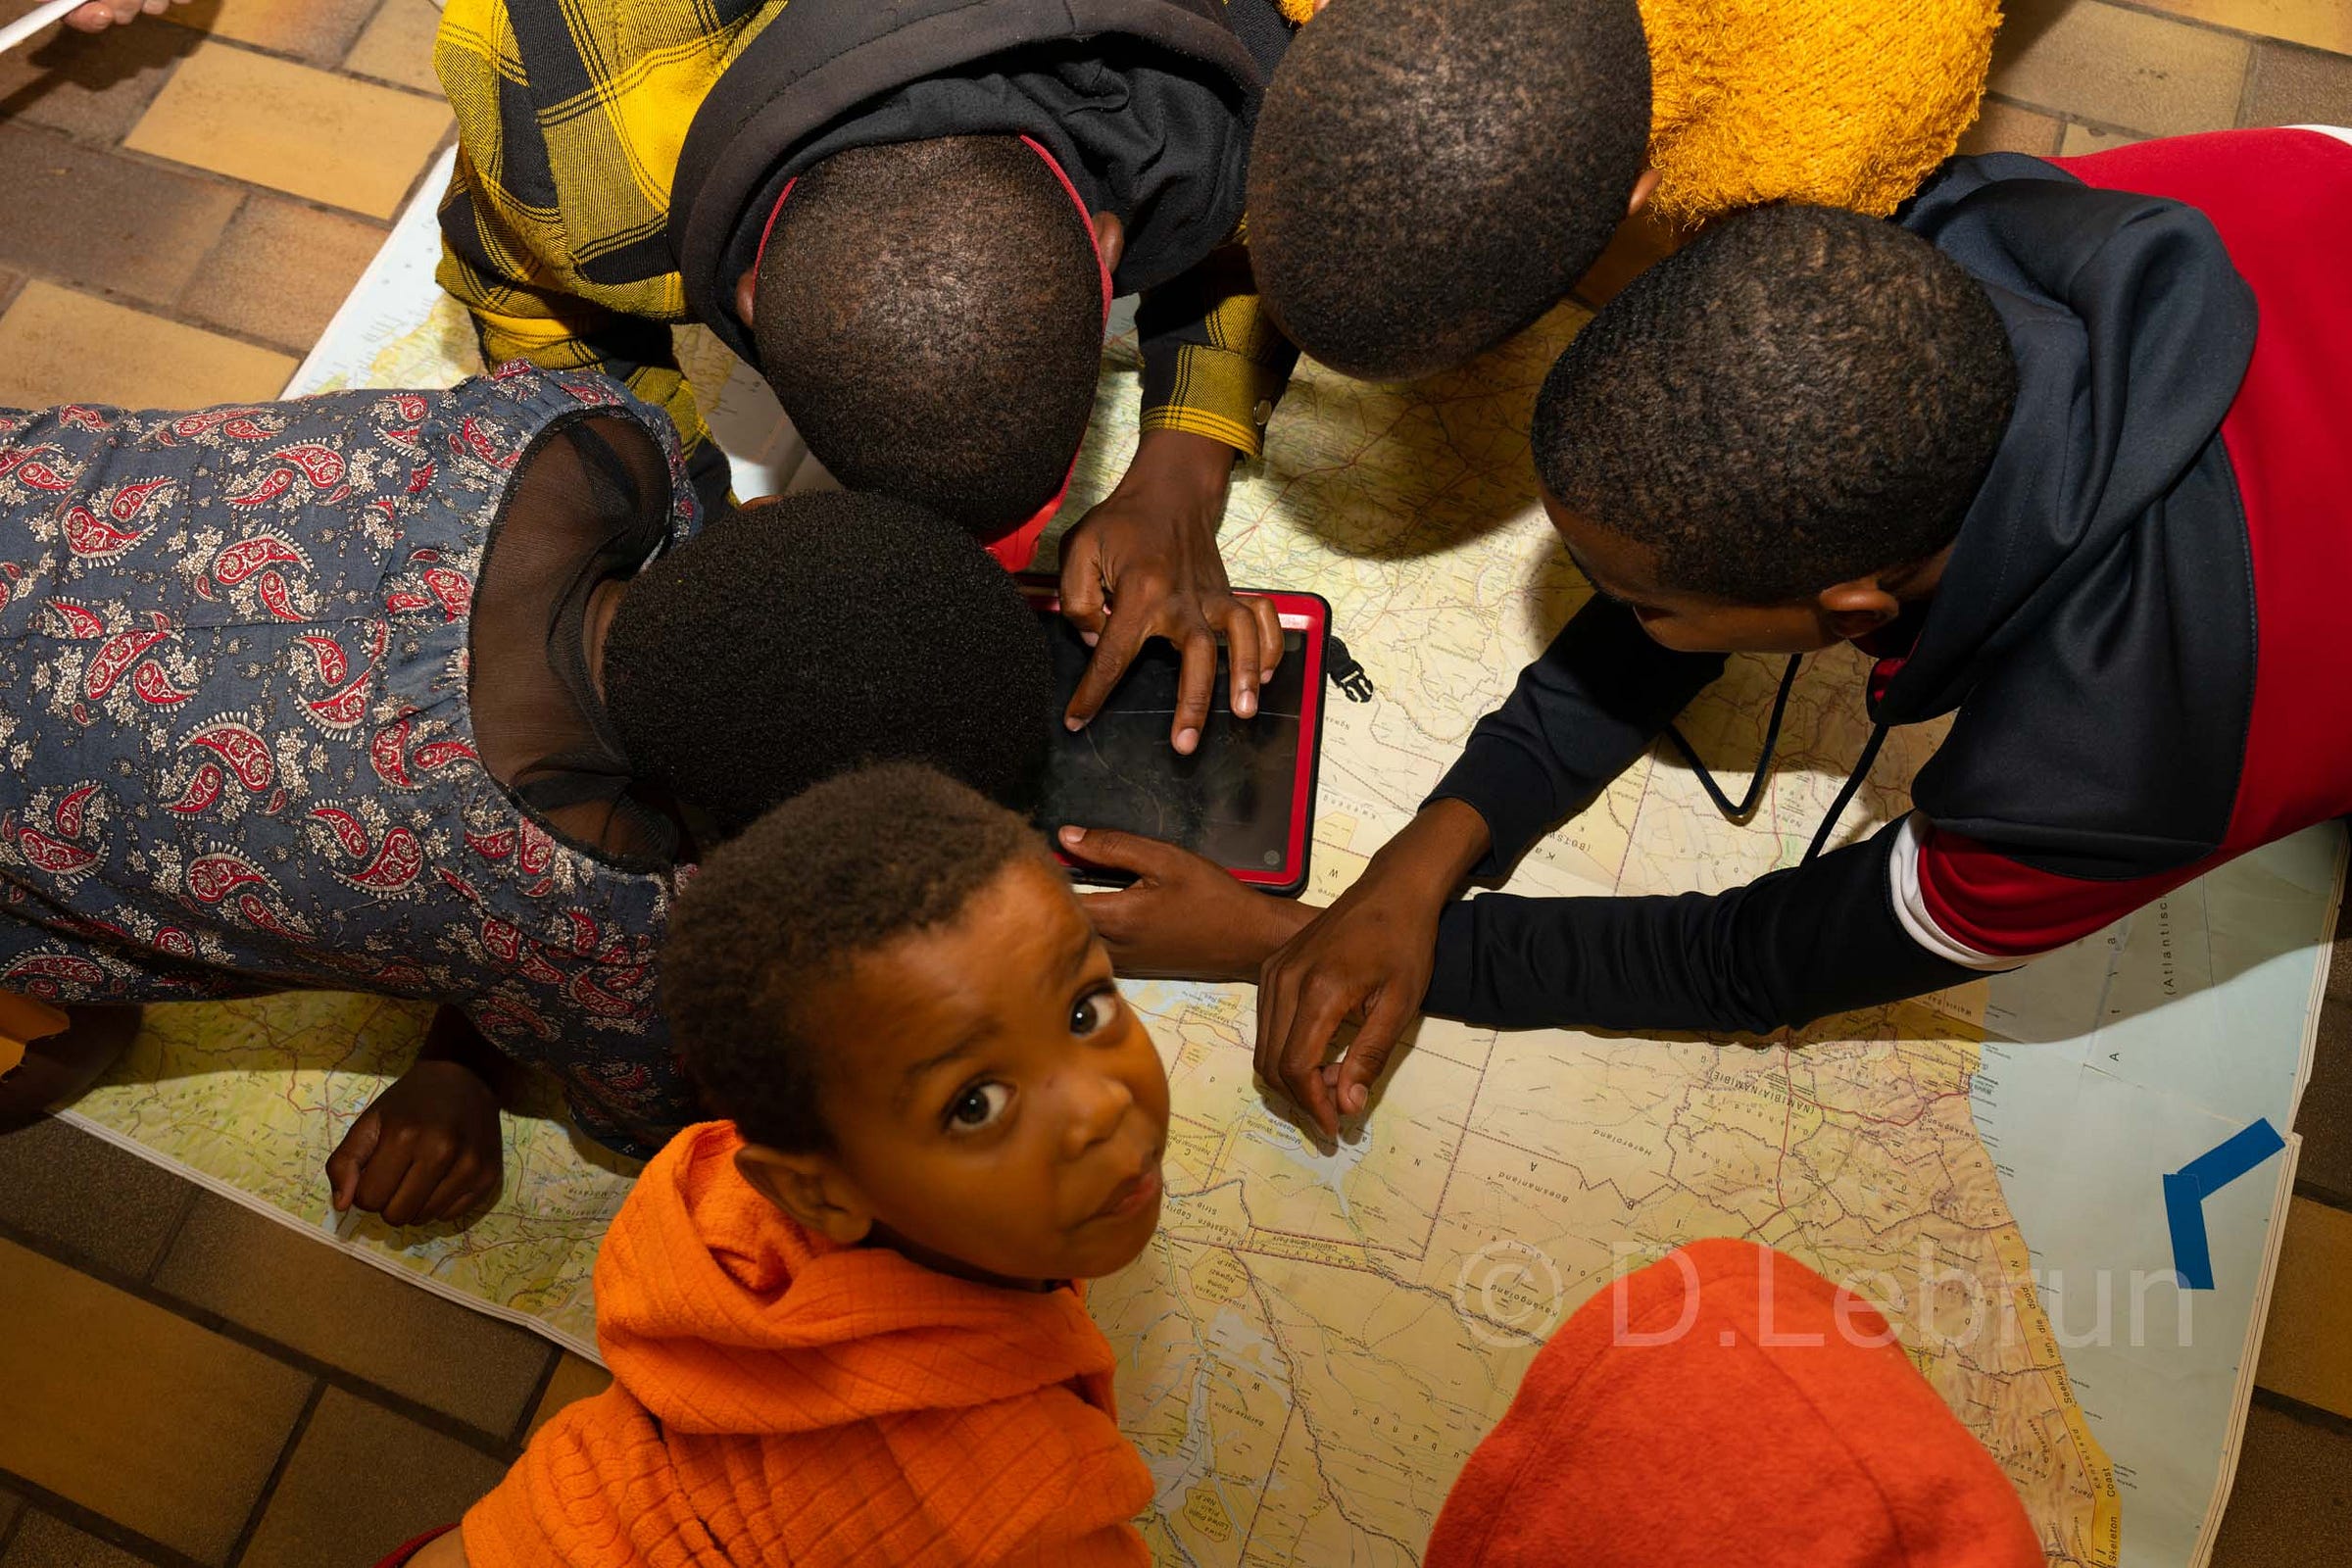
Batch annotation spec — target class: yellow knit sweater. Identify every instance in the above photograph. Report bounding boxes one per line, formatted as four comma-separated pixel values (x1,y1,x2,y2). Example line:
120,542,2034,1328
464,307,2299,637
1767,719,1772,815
1273,0,2000,224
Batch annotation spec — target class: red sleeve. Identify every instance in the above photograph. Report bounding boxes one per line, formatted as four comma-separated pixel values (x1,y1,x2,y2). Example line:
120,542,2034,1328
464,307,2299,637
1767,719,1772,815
1899,817,2204,962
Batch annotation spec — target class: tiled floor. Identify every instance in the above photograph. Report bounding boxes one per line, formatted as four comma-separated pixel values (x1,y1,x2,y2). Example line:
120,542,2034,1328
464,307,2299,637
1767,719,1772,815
0,0,2347,1563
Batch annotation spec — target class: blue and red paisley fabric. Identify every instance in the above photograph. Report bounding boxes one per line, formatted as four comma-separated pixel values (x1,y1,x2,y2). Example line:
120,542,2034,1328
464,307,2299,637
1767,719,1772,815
0,366,700,1155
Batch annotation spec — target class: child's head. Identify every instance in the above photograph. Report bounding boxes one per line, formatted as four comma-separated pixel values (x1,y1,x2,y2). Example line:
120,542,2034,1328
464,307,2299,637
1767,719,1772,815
601,492,1052,841
746,136,1111,539
664,763,1169,1287
1247,0,1651,380
1533,204,2019,655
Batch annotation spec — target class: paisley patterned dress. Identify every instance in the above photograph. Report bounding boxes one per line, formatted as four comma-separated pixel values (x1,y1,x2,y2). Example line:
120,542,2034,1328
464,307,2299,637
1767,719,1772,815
0,365,700,1155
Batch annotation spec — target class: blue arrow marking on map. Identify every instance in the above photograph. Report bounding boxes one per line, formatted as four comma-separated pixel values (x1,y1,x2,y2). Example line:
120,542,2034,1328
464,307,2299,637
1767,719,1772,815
2162,1118,2286,1290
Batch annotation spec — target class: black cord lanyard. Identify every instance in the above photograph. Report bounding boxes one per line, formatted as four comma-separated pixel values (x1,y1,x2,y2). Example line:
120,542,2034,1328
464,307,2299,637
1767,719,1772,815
1661,656,1802,824
1661,655,1886,863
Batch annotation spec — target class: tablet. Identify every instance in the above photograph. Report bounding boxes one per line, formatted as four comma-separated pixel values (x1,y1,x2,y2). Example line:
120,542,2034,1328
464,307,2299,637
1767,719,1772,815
1022,582,1329,896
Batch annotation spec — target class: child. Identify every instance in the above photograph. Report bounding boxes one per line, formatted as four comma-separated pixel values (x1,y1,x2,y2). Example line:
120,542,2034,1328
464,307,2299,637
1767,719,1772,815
0,368,1052,1220
389,763,1167,1566
1422,1240,2042,1567
435,0,1299,751
1076,126,2352,1134
1247,0,2000,378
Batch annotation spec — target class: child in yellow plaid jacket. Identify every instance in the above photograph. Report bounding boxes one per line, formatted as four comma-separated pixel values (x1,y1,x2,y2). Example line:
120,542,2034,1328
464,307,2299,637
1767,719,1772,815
433,0,1303,752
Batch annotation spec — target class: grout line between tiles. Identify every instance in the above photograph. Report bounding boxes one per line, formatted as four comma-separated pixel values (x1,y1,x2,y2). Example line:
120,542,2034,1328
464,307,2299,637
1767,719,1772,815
507,1344,566,1451
2291,1176,2352,1213
6,91,434,228
0,271,319,364
152,20,448,104
145,1178,207,1287
2234,40,2263,127
2251,1384,2352,1438
221,1378,325,1568
0,1213,530,1465
2080,0,2352,53
0,1469,210,1568
1971,89,2170,145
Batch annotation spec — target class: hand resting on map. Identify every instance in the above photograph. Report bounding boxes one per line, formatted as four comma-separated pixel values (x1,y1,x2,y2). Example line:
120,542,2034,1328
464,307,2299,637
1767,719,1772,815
1069,799,1498,1139
325,1005,507,1228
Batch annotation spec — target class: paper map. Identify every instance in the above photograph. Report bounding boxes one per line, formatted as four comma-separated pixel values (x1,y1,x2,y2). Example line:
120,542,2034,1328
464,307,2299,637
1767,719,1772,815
61,149,2338,1568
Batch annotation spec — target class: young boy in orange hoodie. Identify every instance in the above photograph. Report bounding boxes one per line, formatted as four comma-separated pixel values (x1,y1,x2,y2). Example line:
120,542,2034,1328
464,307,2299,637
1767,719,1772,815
383,763,2040,1565
390,762,1166,1567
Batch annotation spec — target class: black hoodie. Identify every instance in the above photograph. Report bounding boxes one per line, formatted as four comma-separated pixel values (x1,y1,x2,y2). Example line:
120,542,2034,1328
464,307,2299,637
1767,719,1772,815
671,0,1275,369
1416,133,2352,1037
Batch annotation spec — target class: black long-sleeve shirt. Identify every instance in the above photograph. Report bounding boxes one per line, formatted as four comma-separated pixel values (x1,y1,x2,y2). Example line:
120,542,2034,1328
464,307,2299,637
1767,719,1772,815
1418,600,1979,1036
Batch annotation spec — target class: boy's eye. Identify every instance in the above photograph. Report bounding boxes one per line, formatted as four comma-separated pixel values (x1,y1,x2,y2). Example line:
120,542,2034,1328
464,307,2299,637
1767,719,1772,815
947,1081,1011,1132
1070,988,1119,1038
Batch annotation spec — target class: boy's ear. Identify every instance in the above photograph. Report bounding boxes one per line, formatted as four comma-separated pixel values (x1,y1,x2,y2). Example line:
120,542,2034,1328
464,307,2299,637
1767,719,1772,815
1091,212,1126,279
735,1143,874,1246
1626,167,1661,219
1816,577,1904,642
735,269,758,328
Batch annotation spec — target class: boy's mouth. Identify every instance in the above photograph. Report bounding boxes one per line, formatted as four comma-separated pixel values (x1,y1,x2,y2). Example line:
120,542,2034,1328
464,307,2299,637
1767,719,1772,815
1087,1152,1164,1223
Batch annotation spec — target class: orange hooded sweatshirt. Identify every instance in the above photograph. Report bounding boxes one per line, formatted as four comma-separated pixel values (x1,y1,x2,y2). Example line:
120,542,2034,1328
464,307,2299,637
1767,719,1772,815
461,1122,1152,1566
1426,1239,2047,1568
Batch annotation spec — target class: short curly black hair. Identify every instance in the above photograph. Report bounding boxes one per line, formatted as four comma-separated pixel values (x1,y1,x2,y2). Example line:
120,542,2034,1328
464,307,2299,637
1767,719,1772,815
1534,205,2019,605
662,763,1051,1152
602,491,1052,840
754,136,1102,537
1248,0,1651,380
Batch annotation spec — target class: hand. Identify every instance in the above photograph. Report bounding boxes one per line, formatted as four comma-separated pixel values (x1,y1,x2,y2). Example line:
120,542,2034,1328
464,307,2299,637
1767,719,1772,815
65,0,194,32
1254,800,1494,1138
326,1054,505,1227
1059,428,1284,755
1061,826,1315,980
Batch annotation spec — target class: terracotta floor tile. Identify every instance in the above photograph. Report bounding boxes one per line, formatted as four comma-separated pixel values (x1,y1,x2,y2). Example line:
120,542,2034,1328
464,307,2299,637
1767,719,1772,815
0,1235,313,1565
0,1118,193,1280
0,124,241,307
343,0,443,94
1958,97,2067,156
2126,0,2352,58
524,1351,613,1442
123,41,451,220
2254,1197,2352,1419
0,1511,154,1568
2210,1398,2352,1564
2242,40,2352,126
152,1195,555,1439
164,0,380,71
0,4,194,144
0,282,295,410
236,1389,507,1568
2059,122,2148,154
179,194,388,355
1990,0,2253,137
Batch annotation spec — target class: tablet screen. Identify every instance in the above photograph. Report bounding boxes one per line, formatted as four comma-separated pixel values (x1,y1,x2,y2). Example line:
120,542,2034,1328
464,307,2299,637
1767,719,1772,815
1036,611,1309,881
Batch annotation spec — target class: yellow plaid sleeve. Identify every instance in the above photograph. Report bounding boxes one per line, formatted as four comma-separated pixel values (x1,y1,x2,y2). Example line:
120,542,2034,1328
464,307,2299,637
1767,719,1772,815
432,0,769,503
1136,240,1300,458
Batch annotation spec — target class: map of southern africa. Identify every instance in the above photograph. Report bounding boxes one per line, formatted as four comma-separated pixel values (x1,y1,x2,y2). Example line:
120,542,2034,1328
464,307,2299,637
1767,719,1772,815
63,154,2340,1568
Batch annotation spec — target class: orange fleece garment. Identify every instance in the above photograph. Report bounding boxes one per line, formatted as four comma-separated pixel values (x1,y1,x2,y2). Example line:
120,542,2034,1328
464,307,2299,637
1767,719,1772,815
462,1122,1152,1566
1275,0,1998,224
1426,1239,2046,1567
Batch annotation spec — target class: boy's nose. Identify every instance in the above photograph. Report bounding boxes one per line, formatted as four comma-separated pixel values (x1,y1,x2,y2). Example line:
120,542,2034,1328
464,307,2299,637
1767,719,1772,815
1059,1069,1136,1157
